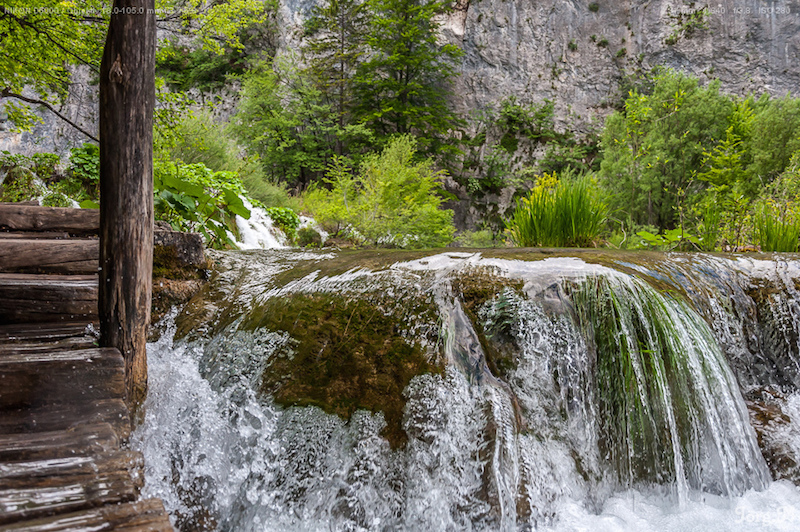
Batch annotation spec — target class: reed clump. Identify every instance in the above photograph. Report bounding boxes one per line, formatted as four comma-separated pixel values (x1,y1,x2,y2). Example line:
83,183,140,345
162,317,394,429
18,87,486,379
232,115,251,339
506,172,608,248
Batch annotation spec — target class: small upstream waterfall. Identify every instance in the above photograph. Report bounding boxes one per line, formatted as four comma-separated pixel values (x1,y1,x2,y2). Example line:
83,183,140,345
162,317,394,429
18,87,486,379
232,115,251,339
134,251,800,531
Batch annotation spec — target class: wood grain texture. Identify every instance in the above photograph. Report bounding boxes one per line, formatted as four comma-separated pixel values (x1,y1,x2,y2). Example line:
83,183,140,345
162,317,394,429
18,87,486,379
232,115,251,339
0,498,173,531
0,322,97,343
0,274,98,323
0,399,131,440
0,423,119,462
0,238,98,274
0,205,99,235
99,0,156,407
0,348,125,410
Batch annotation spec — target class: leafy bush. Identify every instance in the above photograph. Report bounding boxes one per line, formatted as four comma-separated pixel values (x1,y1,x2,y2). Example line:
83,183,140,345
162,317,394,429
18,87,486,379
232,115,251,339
0,151,49,201
296,226,323,247
68,143,100,200
506,171,608,247
304,136,455,248
154,161,251,249
265,206,301,239
42,191,73,207
157,112,299,210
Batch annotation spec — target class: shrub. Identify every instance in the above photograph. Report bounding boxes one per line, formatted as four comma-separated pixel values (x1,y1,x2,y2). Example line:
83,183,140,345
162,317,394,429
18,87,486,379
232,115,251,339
68,143,100,200
506,171,608,247
296,226,323,247
304,136,455,248
265,206,301,239
588,3,599,12
153,161,251,249
42,192,73,207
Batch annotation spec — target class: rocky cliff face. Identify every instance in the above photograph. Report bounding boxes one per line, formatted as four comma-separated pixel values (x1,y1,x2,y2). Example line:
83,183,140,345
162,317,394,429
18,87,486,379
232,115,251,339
2,0,798,158
442,0,800,135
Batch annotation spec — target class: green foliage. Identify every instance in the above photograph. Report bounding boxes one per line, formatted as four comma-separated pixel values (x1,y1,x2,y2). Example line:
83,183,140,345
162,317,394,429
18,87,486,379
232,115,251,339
296,226,324,247
497,97,556,144
153,161,251,249
264,206,301,239
753,202,800,252
636,227,700,250
747,94,800,184
42,191,73,207
453,229,501,248
506,171,608,248
352,0,463,155
1,0,270,132
156,41,248,93
303,0,370,133
232,58,373,189
600,68,732,229
67,143,100,200
0,150,54,201
588,3,599,12
304,135,455,248
568,40,578,52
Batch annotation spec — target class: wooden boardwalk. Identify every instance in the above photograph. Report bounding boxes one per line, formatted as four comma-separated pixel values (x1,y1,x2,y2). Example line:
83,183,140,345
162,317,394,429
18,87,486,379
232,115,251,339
0,204,173,530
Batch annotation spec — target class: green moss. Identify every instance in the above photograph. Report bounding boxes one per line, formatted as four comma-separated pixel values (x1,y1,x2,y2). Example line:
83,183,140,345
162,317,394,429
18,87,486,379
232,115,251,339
246,293,441,447
452,267,524,378
152,245,207,280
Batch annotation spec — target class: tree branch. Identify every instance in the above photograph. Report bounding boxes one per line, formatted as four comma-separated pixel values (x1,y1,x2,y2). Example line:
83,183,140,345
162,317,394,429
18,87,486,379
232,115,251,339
1,89,99,143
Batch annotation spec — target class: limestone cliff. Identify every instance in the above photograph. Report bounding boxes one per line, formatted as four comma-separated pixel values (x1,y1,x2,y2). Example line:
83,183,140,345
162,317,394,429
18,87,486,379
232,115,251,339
2,0,798,155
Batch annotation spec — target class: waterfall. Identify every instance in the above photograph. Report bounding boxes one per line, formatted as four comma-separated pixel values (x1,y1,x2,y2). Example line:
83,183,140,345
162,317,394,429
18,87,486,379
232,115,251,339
134,250,800,531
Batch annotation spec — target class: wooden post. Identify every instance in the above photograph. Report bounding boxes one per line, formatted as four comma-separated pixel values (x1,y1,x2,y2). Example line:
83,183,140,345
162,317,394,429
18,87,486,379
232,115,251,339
99,0,156,407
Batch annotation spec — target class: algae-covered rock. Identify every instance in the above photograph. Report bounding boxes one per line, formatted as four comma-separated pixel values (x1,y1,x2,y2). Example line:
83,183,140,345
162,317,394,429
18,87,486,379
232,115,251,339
245,293,442,447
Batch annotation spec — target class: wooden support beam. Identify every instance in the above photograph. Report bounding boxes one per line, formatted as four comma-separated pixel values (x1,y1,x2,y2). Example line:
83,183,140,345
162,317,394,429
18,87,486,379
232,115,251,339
99,0,156,407
0,205,99,235
0,239,99,274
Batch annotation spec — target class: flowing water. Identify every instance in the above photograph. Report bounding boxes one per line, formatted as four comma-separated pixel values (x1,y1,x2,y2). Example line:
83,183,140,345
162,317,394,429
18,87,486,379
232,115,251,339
133,249,800,531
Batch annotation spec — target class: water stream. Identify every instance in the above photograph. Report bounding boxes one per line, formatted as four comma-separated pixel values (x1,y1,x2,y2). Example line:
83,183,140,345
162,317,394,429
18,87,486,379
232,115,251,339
133,250,800,531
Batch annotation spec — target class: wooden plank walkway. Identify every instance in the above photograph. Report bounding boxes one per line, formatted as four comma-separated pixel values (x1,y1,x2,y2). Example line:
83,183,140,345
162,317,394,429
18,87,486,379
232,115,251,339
0,204,173,530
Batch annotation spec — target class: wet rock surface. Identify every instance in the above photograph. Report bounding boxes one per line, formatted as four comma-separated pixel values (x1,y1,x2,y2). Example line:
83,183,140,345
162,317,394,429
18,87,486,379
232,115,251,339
746,387,800,485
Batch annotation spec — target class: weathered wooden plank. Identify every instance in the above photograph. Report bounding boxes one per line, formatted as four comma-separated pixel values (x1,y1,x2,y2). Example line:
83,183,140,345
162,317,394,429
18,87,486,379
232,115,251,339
0,201,40,207
0,423,119,462
0,348,124,410
0,498,173,531
0,322,97,344
0,399,130,440
0,450,142,488
0,274,98,323
0,231,71,239
0,337,97,356
0,205,99,234
0,239,99,274
0,469,138,524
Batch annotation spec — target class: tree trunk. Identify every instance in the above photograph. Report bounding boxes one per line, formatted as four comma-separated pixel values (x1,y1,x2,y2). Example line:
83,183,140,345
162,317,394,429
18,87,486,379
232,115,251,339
99,0,155,407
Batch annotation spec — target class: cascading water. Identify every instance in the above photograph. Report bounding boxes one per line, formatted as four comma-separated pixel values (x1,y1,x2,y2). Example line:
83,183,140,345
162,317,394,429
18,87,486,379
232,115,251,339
133,250,800,531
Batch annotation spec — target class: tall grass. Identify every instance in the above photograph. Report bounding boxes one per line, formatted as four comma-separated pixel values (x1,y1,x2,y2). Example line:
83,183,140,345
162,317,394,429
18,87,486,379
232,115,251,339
507,175,608,247
754,203,800,252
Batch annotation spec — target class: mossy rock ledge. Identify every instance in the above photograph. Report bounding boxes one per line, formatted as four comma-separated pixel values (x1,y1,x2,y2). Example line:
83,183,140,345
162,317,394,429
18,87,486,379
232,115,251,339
244,293,443,448
151,227,209,325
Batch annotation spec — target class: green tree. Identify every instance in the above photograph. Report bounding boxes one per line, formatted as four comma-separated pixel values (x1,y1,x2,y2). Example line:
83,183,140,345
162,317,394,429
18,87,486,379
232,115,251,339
231,58,372,190
352,0,463,154
305,135,455,247
746,94,800,185
600,69,732,229
0,0,269,137
303,0,371,153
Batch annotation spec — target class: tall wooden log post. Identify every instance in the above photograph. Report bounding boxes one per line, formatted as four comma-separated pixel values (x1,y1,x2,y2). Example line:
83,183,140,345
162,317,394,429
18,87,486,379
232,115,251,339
99,0,156,407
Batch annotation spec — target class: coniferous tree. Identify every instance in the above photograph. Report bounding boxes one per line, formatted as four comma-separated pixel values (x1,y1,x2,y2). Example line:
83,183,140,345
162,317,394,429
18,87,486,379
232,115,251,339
304,0,371,153
353,0,463,155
